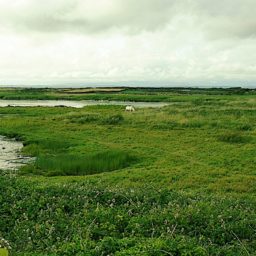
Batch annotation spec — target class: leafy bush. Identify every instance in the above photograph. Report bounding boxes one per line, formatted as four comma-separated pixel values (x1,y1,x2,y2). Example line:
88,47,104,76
0,177,255,255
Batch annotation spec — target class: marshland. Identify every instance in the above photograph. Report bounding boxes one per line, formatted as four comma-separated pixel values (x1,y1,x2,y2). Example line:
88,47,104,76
0,87,255,255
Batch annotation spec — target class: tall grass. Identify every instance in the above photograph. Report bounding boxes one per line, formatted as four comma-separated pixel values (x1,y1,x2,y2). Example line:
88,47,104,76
33,150,135,176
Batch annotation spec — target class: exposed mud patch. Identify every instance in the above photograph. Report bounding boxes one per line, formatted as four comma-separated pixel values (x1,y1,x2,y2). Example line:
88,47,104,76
0,136,33,170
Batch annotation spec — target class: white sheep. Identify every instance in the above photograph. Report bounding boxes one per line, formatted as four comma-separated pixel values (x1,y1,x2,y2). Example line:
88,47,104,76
125,105,135,112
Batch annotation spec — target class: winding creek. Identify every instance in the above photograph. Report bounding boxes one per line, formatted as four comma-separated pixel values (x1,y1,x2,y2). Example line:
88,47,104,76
0,99,169,108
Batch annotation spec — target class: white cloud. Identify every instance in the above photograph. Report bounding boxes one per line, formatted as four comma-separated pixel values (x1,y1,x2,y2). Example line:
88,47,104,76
0,0,255,86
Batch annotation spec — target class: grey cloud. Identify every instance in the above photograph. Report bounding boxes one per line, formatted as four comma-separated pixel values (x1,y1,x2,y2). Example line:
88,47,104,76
1,0,256,86
194,0,256,38
0,0,181,34
1,0,255,39
0,0,256,39
205,19,256,39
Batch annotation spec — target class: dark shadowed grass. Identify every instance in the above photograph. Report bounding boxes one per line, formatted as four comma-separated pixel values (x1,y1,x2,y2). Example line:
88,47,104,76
68,113,100,124
217,132,251,144
237,123,254,131
27,150,136,176
101,114,124,125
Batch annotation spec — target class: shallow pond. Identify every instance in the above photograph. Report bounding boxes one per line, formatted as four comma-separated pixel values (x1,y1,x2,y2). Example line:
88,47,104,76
0,100,169,108
0,136,32,171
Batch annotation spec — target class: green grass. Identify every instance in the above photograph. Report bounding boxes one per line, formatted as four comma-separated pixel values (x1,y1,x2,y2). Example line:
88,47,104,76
0,88,256,255
22,151,135,176
68,113,124,125
0,87,255,102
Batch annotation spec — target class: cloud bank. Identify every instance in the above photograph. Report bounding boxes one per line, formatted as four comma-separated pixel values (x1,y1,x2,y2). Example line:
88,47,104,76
0,0,255,86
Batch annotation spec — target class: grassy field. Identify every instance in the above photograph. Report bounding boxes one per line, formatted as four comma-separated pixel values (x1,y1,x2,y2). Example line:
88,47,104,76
0,87,255,102
0,88,255,255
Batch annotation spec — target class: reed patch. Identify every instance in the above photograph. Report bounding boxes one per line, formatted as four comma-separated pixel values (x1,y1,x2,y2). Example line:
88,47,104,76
22,150,136,176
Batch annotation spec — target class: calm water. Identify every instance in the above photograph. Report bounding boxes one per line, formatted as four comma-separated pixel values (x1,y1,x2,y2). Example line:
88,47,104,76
0,100,169,108
0,136,32,170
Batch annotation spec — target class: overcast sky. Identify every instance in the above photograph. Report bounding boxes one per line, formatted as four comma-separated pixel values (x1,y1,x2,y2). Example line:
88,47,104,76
0,0,255,87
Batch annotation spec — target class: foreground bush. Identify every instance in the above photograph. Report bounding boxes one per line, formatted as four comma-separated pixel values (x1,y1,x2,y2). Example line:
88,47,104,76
0,176,255,255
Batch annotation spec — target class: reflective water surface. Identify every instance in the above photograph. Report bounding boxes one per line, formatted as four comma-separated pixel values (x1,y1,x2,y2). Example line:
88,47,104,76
0,136,32,170
0,100,169,108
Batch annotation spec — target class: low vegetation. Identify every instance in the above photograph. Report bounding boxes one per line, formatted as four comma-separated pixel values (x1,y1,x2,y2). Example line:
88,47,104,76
22,150,135,176
0,87,255,102
1,176,256,256
0,88,255,255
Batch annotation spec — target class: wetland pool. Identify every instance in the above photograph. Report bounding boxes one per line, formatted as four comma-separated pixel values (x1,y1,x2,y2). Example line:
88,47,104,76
0,100,169,108
0,136,32,171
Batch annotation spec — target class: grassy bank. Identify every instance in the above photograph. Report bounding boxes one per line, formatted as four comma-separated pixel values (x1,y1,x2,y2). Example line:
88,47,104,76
0,89,255,255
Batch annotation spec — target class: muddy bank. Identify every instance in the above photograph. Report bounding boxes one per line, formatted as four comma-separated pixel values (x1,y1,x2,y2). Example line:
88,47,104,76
0,136,32,171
